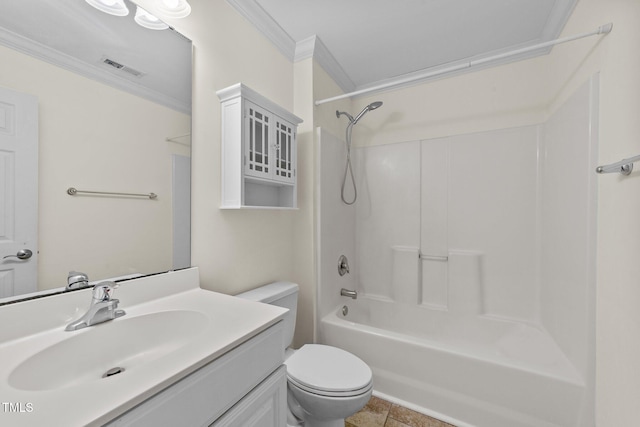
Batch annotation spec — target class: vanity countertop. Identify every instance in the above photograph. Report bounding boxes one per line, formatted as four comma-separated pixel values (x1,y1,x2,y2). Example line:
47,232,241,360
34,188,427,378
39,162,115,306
0,268,287,426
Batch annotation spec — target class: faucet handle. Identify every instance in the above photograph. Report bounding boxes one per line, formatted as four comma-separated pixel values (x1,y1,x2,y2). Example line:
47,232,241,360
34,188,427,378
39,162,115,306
338,255,350,276
67,271,89,290
92,281,117,302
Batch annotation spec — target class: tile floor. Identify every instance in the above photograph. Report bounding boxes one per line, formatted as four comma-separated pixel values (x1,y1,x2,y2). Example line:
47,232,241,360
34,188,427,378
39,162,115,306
345,396,457,427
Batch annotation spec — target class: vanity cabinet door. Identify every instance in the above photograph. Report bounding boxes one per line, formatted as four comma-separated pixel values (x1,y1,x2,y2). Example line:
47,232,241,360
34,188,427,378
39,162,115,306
211,365,287,427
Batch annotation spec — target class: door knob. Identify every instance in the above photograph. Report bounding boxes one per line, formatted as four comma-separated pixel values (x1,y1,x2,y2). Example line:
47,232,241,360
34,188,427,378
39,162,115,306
3,249,33,260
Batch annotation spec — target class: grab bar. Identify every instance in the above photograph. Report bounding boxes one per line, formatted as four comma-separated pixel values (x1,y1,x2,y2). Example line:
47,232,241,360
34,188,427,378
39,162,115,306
596,154,640,175
419,253,448,261
67,187,157,199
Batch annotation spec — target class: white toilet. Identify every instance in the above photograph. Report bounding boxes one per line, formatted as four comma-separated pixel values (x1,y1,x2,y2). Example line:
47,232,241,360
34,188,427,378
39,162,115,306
236,282,373,427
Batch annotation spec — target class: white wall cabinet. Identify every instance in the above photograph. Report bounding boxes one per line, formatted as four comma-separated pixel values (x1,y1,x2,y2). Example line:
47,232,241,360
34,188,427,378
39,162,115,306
217,83,303,209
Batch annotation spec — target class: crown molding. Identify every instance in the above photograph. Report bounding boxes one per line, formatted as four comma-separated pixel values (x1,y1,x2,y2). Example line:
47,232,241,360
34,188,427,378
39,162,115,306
541,0,578,41
225,0,296,60
294,35,355,94
0,27,190,114
216,82,303,125
293,35,316,62
226,1,354,94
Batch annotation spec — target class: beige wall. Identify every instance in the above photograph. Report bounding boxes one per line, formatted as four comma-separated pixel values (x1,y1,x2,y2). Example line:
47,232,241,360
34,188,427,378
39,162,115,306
141,0,358,347
567,1,640,424
9,0,638,421
135,0,315,343
143,0,640,422
290,59,357,344
292,58,315,346
0,44,189,290
313,62,354,140
340,57,549,148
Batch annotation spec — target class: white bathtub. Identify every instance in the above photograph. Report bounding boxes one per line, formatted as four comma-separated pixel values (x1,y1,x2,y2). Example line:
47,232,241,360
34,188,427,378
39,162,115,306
318,297,588,427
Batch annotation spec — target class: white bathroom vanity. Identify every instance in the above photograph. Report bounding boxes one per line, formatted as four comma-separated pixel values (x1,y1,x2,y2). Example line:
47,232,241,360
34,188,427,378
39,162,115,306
0,268,288,426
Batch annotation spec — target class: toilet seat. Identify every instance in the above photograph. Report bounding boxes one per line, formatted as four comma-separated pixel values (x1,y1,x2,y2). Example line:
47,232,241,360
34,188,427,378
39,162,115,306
284,344,373,398
288,375,372,398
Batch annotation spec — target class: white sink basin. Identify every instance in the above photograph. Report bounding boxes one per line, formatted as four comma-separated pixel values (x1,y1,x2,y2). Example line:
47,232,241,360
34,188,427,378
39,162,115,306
9,310,208,391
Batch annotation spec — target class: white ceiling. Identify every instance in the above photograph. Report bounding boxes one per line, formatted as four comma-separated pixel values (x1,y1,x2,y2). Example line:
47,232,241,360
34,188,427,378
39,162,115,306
229,0,577,93
1,1,578,108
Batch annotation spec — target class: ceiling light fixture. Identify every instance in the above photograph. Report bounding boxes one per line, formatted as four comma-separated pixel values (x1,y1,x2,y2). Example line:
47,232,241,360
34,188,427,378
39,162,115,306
134,6,169,30
85,0,130,17
156,0,192,19
85,0,191,31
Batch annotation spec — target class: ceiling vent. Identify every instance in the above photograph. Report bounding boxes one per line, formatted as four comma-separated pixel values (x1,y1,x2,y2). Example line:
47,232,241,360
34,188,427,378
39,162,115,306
101,57,145,78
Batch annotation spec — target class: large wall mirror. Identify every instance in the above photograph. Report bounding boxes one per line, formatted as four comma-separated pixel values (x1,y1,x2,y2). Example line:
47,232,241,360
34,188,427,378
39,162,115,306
0,0,192,300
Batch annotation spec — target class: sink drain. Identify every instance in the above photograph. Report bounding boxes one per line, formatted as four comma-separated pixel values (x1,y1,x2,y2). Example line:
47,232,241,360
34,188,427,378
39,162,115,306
102,367,125,378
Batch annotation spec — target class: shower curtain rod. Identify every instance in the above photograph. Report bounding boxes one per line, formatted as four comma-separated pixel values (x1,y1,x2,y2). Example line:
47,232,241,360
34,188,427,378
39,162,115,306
314,23,613,106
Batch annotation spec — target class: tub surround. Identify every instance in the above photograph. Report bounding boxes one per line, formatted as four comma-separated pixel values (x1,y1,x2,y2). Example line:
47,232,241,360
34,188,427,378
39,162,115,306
0,268,287,426
317,76,597,426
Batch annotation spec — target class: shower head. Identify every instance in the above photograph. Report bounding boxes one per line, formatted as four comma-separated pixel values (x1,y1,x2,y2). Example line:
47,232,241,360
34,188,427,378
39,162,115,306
352,101,383,124
336,101,383,125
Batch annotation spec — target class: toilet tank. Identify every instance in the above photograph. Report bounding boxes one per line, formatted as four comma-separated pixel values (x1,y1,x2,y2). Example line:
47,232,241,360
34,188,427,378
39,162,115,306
235,282,298,349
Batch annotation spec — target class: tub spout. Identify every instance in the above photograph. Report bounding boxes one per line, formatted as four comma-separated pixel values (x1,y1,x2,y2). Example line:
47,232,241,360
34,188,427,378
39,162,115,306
341,288,357,299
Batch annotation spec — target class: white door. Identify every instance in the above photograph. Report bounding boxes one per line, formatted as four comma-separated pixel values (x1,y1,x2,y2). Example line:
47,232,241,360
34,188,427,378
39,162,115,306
0,86,38,298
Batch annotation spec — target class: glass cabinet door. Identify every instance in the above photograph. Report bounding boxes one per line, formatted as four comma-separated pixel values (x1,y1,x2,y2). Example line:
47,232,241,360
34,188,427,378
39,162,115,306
274,119,295,184
245,102,271,180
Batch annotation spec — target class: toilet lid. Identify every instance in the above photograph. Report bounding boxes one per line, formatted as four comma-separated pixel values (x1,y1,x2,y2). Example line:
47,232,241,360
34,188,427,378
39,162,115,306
284,344,372,396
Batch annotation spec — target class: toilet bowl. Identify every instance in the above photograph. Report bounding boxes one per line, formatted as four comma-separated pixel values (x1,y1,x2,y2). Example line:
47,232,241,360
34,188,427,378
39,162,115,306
287,383,372,427
236,282,373,427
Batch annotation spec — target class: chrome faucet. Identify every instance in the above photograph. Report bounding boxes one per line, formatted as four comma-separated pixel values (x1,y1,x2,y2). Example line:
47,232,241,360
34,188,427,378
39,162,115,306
340,288,358,299
65,281,126,331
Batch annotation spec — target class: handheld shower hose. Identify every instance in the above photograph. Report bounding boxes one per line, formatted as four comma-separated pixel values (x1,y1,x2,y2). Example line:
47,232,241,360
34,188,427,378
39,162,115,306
336,102,383,205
